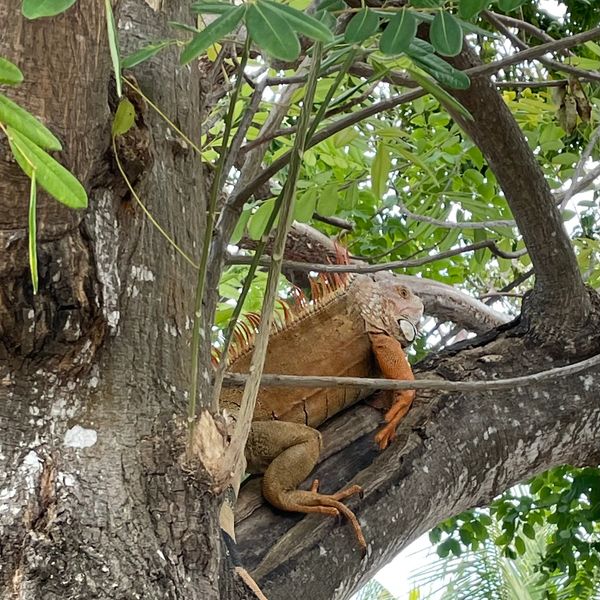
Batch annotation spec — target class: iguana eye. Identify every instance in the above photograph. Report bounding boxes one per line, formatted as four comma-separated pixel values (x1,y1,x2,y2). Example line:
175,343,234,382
398,287,409,299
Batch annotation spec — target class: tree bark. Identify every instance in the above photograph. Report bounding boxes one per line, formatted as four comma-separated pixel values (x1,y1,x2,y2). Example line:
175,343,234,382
235,309,600,599
0,1,249,598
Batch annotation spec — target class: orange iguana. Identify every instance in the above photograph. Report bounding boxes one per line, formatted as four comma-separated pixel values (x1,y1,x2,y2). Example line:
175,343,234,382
219,272,423,555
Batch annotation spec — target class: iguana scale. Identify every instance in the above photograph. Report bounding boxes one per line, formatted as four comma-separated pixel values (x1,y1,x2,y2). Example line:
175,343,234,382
220,272,423,553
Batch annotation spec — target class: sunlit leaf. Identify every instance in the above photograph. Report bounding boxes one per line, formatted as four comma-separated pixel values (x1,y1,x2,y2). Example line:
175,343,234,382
317,184,338,216
247,198,276,240
294,188,317,222
246,1,301,61
0,93,62,150
7,126,87,208
181,5,245,64
371,143,391,199
22,0,76,18
0,56,23,85
112,97,136,137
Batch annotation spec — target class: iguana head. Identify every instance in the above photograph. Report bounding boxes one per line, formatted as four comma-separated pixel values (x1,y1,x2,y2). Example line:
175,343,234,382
352,274,424,347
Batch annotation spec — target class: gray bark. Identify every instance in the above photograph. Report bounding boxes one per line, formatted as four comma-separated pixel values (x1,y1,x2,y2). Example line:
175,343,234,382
0,1,248,598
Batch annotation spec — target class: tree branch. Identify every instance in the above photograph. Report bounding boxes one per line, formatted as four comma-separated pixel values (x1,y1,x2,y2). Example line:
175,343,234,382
483,11,600,83
445,40,593,328
227,239,526,272
222,350,600,392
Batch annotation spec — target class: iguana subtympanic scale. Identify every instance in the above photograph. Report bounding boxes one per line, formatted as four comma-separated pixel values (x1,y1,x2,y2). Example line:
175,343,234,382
220,272,423,551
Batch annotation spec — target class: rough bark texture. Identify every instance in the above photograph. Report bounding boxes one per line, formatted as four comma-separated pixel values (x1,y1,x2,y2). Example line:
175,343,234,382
0,1,249,598
235,308,600,599
1,4,600,600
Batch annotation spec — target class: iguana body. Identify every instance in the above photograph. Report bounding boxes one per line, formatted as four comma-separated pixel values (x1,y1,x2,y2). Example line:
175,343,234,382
221,273,423,550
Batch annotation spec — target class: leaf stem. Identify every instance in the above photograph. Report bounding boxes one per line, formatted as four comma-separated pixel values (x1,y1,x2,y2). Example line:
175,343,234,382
187,39,250,437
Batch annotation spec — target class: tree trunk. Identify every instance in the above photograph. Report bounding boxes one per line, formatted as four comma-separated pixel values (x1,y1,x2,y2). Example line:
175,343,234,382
0,1,248,597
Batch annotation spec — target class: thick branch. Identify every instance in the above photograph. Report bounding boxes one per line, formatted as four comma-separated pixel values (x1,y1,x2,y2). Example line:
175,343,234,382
446,42,592,327
236,325,600,599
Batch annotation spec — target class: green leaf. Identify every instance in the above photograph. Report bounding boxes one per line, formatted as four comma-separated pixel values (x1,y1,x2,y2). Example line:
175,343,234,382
344,8,379,44
371,143,391,199
28,171,38,294
406,68,473,121
122,41,172,69
429,527,442,544
408,53,471,89
522,523,536,540
294,188,317,222
514,535,526,555
263,0,333,43
104,0,122,97
0,94,62,150
317,184,338,216
246,2,301,62
380,10,417,55
191,1,235,14
410,0,441,6
112,97,136,137
247,199,276,240
430,11,463,57
318,0,344,11
497,0,526,11
458,0,489,19
7,126,88,209
0,57,23,85
230,208,252,244
22,0,76,18
181,5,245,64
341,182,359,210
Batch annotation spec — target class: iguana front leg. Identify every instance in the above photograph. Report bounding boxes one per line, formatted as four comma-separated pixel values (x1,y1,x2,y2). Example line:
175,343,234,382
247,420,366,550
369,332,416,449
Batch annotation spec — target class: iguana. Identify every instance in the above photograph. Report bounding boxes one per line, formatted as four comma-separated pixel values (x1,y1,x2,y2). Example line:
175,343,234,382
219,271,423,555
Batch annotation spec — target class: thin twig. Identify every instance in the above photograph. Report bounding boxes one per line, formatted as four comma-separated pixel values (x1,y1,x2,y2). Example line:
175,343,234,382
188,42,249,426
560,125,600,210
483,11,600,83
312,214,354,230
226,239,527,273
222,351,600,393
395,197,516,230
495,79,569,88
221,44,324,479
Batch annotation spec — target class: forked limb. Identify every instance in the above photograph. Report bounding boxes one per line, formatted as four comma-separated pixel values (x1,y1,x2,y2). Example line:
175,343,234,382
369,332,416,449
247,421,366,551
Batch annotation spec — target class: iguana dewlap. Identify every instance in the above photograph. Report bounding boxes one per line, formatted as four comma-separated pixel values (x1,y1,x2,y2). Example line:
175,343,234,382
221,273,423,550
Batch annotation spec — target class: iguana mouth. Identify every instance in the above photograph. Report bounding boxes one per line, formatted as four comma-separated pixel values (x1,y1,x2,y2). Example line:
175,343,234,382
397,318,418,344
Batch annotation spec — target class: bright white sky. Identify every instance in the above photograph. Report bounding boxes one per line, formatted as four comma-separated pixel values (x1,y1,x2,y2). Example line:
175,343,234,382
351,1,572,598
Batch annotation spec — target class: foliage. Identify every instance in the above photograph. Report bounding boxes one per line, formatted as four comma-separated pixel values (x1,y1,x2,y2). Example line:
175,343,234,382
0,54,87,292
429,470,600,597
413,504,600,599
